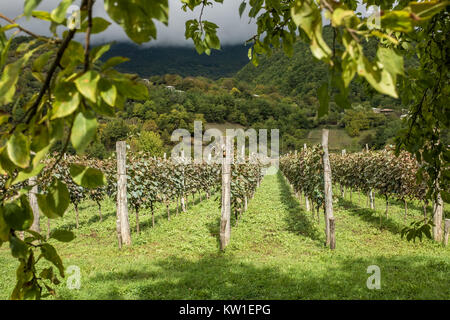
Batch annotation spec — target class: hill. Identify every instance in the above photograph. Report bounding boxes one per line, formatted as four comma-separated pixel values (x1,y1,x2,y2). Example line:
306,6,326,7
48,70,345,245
235,27,401,110
101,43,250,79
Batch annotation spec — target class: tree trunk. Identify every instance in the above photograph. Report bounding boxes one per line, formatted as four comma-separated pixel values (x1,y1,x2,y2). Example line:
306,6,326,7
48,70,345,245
305,195,310,211
176,196,179,216
116,141,132,246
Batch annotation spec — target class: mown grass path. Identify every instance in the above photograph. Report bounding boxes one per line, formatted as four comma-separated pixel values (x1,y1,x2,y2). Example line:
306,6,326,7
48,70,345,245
0,170,449,299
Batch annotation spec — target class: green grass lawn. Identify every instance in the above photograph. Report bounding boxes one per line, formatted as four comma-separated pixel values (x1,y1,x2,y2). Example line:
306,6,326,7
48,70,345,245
0,170,449,299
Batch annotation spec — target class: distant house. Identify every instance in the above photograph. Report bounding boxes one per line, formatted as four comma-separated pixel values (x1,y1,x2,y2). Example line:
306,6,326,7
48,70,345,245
165,86,184,94
372,107,395,114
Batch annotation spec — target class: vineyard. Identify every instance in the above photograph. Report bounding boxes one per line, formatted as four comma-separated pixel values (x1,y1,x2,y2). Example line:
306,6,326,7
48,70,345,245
0,139,449,299
0,151,264,242
279,145,450,242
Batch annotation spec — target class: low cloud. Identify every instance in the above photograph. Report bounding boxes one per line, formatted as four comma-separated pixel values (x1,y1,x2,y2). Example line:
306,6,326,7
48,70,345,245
0,0,257,46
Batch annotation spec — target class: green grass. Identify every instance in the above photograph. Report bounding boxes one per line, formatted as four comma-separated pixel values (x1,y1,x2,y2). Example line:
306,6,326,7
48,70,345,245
302,127,376,152
0,171,449,299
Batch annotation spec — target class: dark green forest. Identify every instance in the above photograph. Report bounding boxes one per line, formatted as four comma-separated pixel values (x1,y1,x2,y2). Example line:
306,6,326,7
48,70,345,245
102,43,250,79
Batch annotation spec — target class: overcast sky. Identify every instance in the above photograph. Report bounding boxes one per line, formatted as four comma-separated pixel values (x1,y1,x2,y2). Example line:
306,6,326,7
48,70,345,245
0,0,258,46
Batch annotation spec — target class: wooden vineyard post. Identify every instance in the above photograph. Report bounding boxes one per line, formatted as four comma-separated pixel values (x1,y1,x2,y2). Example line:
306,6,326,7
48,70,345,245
340,150,346,198
329,217,336,249
220,136,232,250
29,176,40,233
116,141,132,246
303,144,310,212
444,219,449,246
322,129,335,249
432,191,443,242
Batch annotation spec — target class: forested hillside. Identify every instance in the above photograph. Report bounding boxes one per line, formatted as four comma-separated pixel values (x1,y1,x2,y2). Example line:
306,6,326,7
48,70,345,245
236,27,402,110
4,36,407,160
101,43,250,79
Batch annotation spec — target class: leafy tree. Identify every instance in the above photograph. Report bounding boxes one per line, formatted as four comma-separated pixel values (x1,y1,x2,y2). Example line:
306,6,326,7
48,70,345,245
129,131,164,156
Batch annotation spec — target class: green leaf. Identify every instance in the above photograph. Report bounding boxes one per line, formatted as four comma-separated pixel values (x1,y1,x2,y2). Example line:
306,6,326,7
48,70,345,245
91,44,111,63
0,207,11,242
24,0,43,17
239,1,247,17
10,236,29,259
291,0,331,61
0,59,23,105
3,196,34,231
377,47,404,84
51,82,81,119
32,50,54,73
104,0,169,44
100,56,130,71
114,78,148,101
7,132,30,169
381,11,414,33
11,163,45,186
74,70,100,103
36,179,70,219
50,0,74,23
40,243,64,277
49,230,75,242
70,164,106,189
61,41,84,67
99,78,117,107
39,267,54,280
71,112,98,154
357,56,398,98
80,17,111,34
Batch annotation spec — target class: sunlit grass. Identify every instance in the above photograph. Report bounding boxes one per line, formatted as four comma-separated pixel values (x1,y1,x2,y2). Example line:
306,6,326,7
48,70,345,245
0,171,448,299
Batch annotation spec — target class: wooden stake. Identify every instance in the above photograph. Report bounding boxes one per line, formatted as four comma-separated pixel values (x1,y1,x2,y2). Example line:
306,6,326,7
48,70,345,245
220,136,232,250
29,176,40,233
329,217,336,250
433,192,443,242
116,141,132,246
444,219,449,246
322,129,334,247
